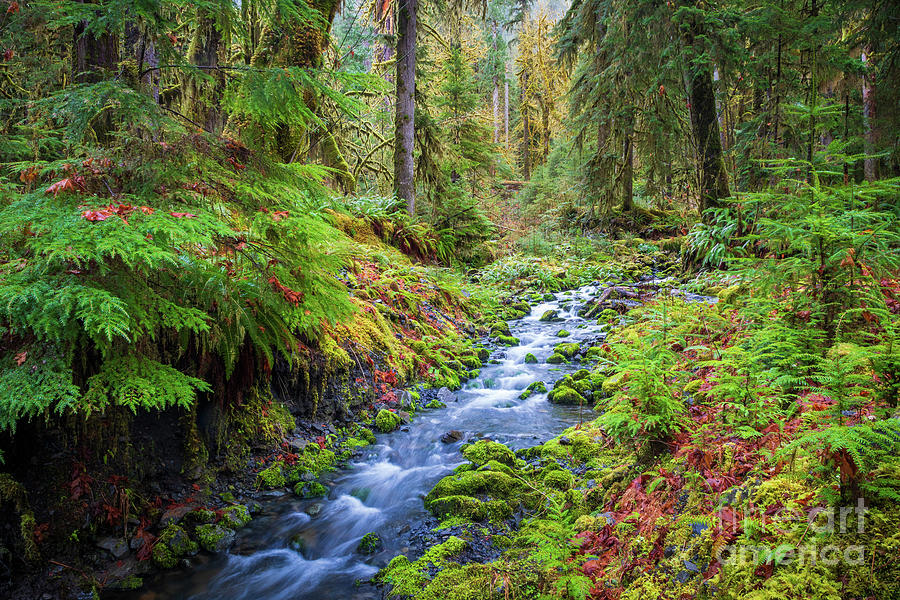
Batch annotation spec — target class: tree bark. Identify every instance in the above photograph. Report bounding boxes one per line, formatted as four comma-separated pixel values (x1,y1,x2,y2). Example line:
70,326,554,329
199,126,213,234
504,78,509,149
683,23,730,216
492,77,500,144
622,113,634,212
182,9,224,131
521,72,531,180
394,0,417,215
862,50,878,182
73,5,119,84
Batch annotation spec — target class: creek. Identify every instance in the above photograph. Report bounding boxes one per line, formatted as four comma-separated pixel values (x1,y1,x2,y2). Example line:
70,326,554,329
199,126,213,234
123,284,635,600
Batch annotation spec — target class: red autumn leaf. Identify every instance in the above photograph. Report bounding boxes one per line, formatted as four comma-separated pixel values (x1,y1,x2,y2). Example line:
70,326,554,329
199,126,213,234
2,49,13,61
14,351,26,365
271,210,290,221
170,212,196,218
6,1,18,14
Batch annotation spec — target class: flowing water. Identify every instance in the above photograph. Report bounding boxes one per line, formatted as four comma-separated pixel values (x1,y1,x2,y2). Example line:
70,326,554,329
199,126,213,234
121,284,648,600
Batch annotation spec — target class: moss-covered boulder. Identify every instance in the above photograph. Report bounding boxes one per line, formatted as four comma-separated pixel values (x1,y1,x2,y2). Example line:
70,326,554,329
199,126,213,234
220,504,251,530
375,408,402,433
256,463,286,489
357,532,383,555
424,468,524,521
543,469,575,490
524,352,538,364
459,355,482,370
489,321,511,337
495,335,520,346
601,371,627,395
539,310,561,322
294,481,328,498
519,381,547,400
195,523,235,553
546,353,567,364
461,440,517,467
548,385,586,405
556,329,571,337
152,525,198,568
554,342,580,358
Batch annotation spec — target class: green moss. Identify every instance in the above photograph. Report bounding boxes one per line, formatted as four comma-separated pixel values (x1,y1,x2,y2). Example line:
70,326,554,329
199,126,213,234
546,353,567,364
152,525,198,568
554,342,580,358
524,353,538,364
220,505,251,530
683,379,702,394
459,355,482,370
256,462,286,489
380,536,468,596
583,346,604,360
461,440,517,467
426,399,447,409
375,409,402,432
543,469,575,490
357,532,383,554
495,335,520,346
489,321,511,337
474,347,490,361
601,370,627,395
519,381,547,399
547,385,586,405
195,523,235,553
556,329,571,337
294,481,328,498
539,310,560,322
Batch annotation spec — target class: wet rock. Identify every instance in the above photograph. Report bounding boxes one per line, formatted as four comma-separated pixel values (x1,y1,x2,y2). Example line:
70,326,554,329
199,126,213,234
220,504,251,530
558,436,571,446
398,390,417,410
437,387,457,404
441,430,464,444
196,524,236,553
247,501,264,515
307,503,324,517
97,536,129,559
286,437,309,452
357,532,383,555
375,408,402,433
539,309,561,322
397,410,411,424
524,353,538,364
152,525,198,569
159,505,193,527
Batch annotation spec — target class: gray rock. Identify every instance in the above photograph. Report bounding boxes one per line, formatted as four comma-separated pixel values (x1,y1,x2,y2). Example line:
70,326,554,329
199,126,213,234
398,410,411,424
307,503,323,517
97,537,129,559
159,505,193,527
398,391,417,410
437,387,457,404
287,438,308,452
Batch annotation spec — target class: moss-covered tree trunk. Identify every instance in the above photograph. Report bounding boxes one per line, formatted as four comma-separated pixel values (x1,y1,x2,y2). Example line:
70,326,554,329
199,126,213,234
394,0,417,215
72,6,119,84
682,20,730,218
181,9,225,132
622,112,634,212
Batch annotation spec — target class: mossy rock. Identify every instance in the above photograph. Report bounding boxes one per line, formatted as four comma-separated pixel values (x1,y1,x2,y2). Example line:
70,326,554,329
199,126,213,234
601,371,627,395
598,308,619,321
547,385,586,405
294,481,328,498
510,301,531,315
489,321,511,337
426,494,485,520
195,524,235,553
256,463,286,489
474,347,490,361
539,310,561,322
358,428,377,444
546,353,567,364
495,335,520,346
554,342,580,358
461,440,516,467
184,508,216,525
152,525,198,569
519,381,547,400
375,409,402,433
357,532,383,555
572,369,590,380
583,346,604,361
426,469,521,504
425,398,446,409
543,469,575,490
220,505,251,530
524,353,538,364
459,355,482,370
556,329,571,337
717,284,744,305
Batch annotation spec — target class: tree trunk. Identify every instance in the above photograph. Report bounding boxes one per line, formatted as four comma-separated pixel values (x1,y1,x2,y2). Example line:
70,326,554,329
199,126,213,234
504,78,509,149
683,23,730,216
541,99,550,163
73,6,119,84
622,114,634,212
394,0,417,215
492,77,500,144
862,50,878,182
521,72,531,180
181,9,224,131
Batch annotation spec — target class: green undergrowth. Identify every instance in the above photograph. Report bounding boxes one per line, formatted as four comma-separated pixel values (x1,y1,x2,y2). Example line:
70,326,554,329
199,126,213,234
383,261,900,599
